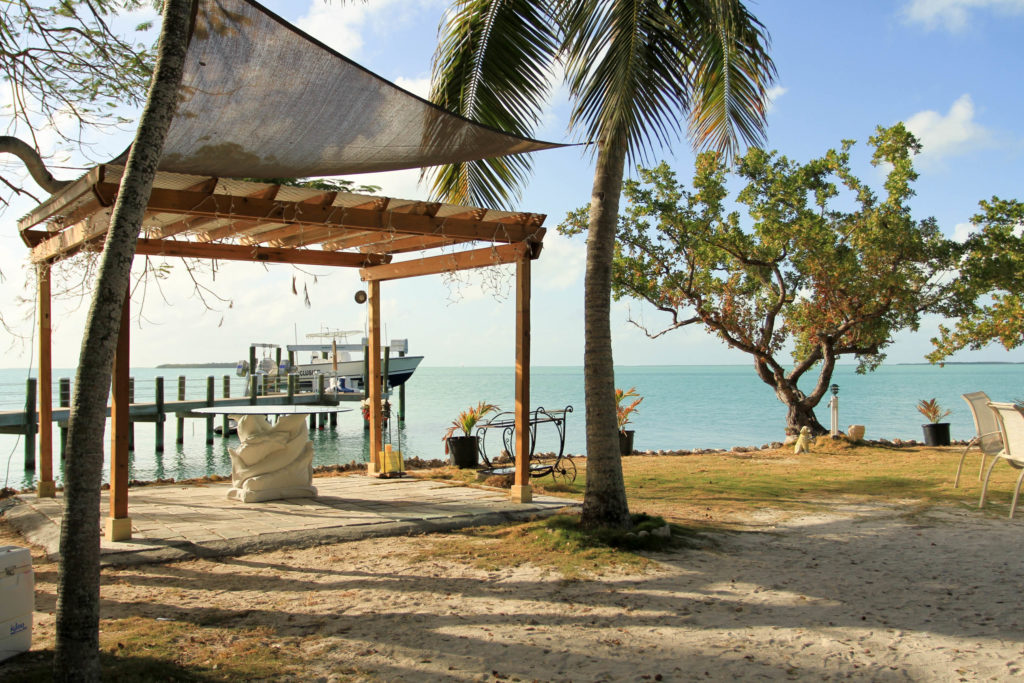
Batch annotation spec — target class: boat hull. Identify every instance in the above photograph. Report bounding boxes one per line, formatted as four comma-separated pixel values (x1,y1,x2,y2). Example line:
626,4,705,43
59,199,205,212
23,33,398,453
290,355,423,392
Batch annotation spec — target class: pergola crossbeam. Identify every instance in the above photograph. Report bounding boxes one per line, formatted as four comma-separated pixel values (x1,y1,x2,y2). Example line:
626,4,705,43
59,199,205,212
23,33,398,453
360,242,532,282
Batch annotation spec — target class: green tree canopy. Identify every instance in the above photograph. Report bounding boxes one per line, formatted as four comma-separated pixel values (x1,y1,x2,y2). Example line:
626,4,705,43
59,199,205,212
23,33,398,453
928,197,1024,362
561,124,959,434
0,0,155,204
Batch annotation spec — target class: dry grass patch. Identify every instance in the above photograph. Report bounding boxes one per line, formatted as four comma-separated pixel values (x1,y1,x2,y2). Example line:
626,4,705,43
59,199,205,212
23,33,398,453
408,513,683,580
2,617,322,682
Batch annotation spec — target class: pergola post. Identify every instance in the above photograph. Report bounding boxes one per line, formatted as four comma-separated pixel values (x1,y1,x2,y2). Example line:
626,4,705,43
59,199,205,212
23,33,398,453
366,280,383,475
36,264,56,498
107,290,132,541
511,253,532,503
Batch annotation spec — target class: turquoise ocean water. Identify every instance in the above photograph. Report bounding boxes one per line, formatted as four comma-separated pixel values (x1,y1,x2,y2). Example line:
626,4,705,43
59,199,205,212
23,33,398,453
1,363,1022,489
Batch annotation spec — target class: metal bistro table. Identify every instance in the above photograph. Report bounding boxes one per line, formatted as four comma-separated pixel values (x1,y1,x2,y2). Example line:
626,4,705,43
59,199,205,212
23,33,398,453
474,405,576,483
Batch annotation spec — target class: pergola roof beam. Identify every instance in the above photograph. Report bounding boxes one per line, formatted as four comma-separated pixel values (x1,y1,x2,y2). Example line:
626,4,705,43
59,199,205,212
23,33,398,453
134,239,392,268
359,234,471,255
107,184,543,242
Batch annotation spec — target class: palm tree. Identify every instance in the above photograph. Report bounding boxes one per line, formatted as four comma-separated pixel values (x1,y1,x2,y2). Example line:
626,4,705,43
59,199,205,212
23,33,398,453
429,0,776,527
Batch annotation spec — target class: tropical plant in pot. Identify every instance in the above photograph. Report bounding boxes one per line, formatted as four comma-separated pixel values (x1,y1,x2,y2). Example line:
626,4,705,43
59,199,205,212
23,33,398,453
443,401,499,468
616,387,643,455
917,398,952,446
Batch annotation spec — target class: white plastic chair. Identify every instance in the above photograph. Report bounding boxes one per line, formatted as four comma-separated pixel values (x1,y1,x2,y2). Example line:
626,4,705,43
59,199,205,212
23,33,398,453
955,391,1004,487
978,402,1024,518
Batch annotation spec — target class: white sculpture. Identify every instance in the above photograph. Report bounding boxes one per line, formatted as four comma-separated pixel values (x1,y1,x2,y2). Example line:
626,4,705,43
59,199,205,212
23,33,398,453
226,414,317,503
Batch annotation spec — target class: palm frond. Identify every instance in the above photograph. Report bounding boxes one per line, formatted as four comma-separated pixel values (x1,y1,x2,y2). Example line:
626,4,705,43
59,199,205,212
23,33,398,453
562,0,775,163
562,0,695,160
427,0,559,207
684,0,776,158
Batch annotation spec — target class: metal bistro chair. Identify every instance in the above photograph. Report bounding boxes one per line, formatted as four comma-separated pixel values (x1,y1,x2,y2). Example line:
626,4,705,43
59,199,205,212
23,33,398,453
978,402,1024,518
955,391,1004,487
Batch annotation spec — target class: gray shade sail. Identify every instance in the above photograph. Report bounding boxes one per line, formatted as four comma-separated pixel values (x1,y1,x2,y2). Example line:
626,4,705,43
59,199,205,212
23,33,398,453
123,0,562,178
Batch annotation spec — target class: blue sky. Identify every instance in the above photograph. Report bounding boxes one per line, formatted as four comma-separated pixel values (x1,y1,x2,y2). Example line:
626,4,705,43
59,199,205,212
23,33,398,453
1,0,1023,369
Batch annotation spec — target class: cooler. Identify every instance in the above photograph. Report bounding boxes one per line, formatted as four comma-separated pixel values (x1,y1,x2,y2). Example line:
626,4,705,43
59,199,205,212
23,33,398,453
0,546,33,662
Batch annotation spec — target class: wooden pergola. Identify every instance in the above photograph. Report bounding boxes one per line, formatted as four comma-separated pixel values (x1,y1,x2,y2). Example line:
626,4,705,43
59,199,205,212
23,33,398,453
19,164,546,541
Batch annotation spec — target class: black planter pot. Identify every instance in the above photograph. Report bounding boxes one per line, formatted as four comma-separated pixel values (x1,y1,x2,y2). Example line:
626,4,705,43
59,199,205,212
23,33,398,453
447,436,480,468
921,422,951,447
619,430,635,456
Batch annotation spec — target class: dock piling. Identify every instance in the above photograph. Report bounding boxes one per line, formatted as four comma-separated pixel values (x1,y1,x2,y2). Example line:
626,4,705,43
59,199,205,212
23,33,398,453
154,377,165,452
58,378,69,459
205,376,215,444
222,375,231,438
24,378,36,470
128,376,135,451
398,350,406,422
316,375,326,429
176,376,185,444
275,347,282,392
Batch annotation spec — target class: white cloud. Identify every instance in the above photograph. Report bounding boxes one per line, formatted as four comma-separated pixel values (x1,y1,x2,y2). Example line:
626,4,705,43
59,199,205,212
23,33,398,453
294,0,391,57
765,86,787,113
903,0,1024,31
393,76,431,99
534,233,584,291
339,168,427,200
295,0,446,58
952,221,975,242
904,94,991,162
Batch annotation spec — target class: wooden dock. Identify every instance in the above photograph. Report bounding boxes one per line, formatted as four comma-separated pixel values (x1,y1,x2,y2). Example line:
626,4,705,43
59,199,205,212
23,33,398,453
0,374,362,471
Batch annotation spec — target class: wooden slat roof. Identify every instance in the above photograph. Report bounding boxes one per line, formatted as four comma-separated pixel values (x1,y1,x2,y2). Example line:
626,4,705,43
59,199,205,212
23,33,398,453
19,165,546,281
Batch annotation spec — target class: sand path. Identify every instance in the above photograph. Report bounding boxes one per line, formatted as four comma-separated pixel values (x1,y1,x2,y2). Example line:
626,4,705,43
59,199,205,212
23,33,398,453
9,501,1024,681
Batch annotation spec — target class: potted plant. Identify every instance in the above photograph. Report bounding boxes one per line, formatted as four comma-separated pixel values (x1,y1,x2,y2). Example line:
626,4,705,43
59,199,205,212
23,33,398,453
616,387,643,455
917,398,952,446
443,401,499,468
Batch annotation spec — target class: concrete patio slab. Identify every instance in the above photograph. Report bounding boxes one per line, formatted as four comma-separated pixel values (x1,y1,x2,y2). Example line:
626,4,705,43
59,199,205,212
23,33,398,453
2,474,579,566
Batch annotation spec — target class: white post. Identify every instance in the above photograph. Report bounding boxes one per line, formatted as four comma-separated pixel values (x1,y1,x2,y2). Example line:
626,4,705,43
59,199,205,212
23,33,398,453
829,395,839,437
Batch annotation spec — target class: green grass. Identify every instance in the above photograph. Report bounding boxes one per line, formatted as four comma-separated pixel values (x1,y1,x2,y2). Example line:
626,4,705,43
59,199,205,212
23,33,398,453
513,441,1020,524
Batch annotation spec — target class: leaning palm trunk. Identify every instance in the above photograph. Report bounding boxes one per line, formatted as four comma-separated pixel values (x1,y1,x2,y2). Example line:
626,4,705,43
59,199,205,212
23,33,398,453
580,139,631,529
53,1,192,679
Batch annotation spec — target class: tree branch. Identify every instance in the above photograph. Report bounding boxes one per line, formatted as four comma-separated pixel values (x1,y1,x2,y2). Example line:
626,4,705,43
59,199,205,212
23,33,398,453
0,136,73,194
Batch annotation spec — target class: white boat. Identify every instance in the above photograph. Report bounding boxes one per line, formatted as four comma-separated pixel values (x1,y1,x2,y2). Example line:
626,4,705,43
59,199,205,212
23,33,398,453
238,331,423,394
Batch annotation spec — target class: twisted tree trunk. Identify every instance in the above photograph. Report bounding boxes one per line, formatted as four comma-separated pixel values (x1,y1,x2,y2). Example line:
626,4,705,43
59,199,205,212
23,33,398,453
53,1,192,679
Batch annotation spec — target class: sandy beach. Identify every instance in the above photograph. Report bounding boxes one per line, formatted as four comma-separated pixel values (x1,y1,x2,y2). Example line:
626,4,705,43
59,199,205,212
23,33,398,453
5,495,1022,681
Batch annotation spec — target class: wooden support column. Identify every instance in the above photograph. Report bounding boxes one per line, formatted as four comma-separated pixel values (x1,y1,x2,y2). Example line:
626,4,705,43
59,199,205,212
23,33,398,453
107,291,132,541
366,280,383,475
37,264,55,497
511,253,532,503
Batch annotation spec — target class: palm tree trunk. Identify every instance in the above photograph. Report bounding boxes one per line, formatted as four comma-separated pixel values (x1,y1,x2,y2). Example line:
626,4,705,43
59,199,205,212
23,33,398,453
53,1,192,679
580,138,631,529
